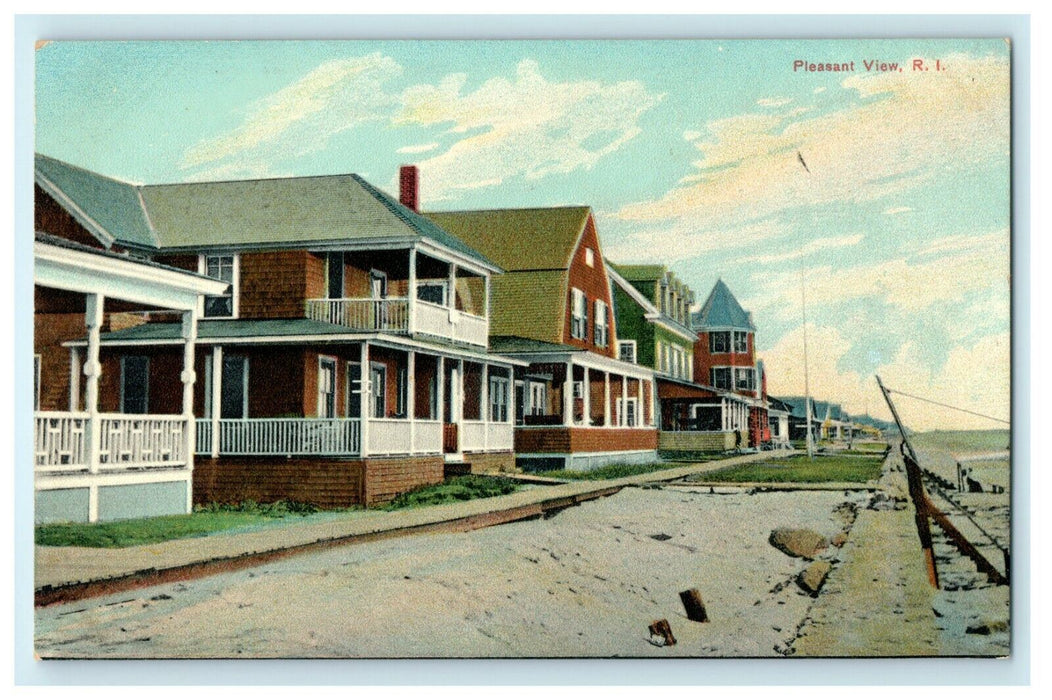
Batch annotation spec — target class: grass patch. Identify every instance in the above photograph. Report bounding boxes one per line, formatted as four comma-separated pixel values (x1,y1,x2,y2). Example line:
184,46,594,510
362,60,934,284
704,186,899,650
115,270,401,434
849,442,889,453
702,454,884,484
657,450,734,463
35,500,321,548
380,475,523,510
536,461,682,481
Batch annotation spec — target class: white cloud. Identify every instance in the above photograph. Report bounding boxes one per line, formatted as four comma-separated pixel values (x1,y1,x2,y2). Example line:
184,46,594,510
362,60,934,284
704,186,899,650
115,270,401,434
683,130,702,141
616,53,1008,226
813,87,826,94
395,59,664,201
745,229,1008,319
735,233,864,266
603,217,787,265
884,206,913,215
397,142,440,154
756,96,792,107
763,325,1010,431
181,53,402,176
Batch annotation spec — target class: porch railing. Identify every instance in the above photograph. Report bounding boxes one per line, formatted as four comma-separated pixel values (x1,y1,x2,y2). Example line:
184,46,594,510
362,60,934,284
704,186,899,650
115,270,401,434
305,297,409,332
416,300,489,347
35,412,190,472
34,412,89,471
196,418,361,456
460,421,514,452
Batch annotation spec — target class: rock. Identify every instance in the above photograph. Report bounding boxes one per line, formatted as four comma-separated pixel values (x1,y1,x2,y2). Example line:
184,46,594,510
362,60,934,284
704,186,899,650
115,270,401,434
833,502,859,526
797,561,833,596
868,490,907,511
769,528,829,559
648,619,677,646
967,620,1008,635
831,532,848,548
650,533,672,541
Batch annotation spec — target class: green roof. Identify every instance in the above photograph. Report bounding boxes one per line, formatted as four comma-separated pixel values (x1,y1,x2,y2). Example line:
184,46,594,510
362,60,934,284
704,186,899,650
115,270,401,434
34,154,495,269
488,269,568,344
489,335,581,354
608,263,667,282
425,207,590,271
692,279,755,331
97,319,355,342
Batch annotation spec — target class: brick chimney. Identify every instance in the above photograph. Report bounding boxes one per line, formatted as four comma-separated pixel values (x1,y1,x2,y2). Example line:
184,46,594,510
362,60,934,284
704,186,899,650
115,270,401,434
399,165,419,212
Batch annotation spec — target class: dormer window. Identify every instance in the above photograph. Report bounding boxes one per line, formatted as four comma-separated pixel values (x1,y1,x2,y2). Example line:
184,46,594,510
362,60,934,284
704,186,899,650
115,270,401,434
201,254,238,318
593,300,609,347
709,331,730,353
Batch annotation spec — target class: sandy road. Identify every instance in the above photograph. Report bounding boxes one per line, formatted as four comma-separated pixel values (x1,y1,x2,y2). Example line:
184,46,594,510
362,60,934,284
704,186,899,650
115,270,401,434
36,486,861,659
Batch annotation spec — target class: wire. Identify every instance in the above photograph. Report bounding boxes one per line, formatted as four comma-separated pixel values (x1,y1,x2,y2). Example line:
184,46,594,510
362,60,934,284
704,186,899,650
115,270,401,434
886,387,1010,425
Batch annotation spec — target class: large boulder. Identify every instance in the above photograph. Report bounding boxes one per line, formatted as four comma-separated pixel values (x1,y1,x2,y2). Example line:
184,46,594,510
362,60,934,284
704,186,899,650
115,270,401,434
797,561,833,596
768,528,829,560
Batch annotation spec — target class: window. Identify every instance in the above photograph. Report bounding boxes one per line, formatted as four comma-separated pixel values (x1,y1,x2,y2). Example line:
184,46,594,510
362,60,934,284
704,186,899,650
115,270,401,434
710,331,731,353
663,344,671,374
529,382,547,416
220,355,249,419
326,252,344,300
318,357,337,418
490,376,509,422
593,300,609,347
202,254,237,318
346,362,362,419
120,356,149,414
573,381,584,399
618,340,637,364
618,397,639,427
417,281,448,306
711,367,732,390
584,248,595,267
395,367,408,417
514,380,526,425
733,331,749,354
735,367,756,391
370,363,387,418
571,288,587,340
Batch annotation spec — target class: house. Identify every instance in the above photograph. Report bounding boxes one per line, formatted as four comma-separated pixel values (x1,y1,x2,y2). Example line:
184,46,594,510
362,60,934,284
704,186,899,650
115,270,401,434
33,231,228,523
425,206,658,472
689,279,769,448
35,156,521,508
814,401,852,442
780,396,820,443
765,396,794,447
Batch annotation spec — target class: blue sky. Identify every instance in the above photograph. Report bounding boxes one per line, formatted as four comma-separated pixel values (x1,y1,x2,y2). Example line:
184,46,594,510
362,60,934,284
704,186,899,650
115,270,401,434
35,39,1011,429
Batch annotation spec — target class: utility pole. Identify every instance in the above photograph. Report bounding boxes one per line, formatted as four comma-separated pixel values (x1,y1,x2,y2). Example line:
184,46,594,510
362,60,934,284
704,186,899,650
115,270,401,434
801,270,813,460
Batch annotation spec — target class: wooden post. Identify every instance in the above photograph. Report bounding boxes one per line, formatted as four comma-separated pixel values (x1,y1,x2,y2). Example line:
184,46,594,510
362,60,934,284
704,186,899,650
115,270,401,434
448,264,457,309
68,346,81,412
408,247,417,335
360,342,370,457
621,374,628,427
456,359,464,453
679,588,709,622
84,293,103,522
210,346,222,459
603,372,611,427
437,356,446,424
583,366,591,427
481,362,489,450
648,619,676,646
407,350,416,454
563,361,574,427
180,310,198,513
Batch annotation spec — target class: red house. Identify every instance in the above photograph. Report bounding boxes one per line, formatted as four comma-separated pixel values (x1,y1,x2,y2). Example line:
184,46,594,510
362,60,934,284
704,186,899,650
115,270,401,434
426,206,658,471
34,155,521,508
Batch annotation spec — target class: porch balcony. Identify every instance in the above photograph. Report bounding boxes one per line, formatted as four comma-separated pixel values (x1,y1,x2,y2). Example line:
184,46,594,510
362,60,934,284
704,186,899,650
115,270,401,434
35,411,191,473
304,297,489,347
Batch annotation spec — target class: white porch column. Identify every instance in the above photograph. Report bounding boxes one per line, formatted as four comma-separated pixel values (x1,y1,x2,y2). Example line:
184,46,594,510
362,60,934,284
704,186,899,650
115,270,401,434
583,367,591,427
360,342,370,457
180,310,198,512
83,293,103,522
457,359,465,424
562,361,574,427
210,346,223,459
68,347,81,411
407,350,416,453
637,377,643,428
448,264,457,309
648,377,657,428
408,247,418,335
437,356,446,423
508,370,516,425
620,375,628,427
721,398,728,431
484,276,491,320
603,372,611,427
481,362,489,450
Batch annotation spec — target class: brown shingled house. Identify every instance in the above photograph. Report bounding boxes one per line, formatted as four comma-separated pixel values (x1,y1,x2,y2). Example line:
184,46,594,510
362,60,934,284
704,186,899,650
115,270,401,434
426,205,658,471
35,155,521,509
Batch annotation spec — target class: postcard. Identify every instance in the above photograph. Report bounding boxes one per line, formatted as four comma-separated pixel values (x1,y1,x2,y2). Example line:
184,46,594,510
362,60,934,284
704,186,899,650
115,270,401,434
30,37,1011,659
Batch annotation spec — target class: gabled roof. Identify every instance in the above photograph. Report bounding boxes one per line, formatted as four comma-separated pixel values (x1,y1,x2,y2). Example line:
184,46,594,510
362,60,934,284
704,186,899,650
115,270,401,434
488,270,568,344
779,396,814,418
609,263,667,282
692,279,755,331
489,335,582,355
425,207,591,271
34,154,496,269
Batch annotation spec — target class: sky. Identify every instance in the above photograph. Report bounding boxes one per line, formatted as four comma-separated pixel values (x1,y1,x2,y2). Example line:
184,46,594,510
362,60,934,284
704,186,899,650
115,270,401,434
34,39,1011,431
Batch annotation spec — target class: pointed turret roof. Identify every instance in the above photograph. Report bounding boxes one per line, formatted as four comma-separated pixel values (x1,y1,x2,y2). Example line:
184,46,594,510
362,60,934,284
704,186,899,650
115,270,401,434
692,279,755,331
